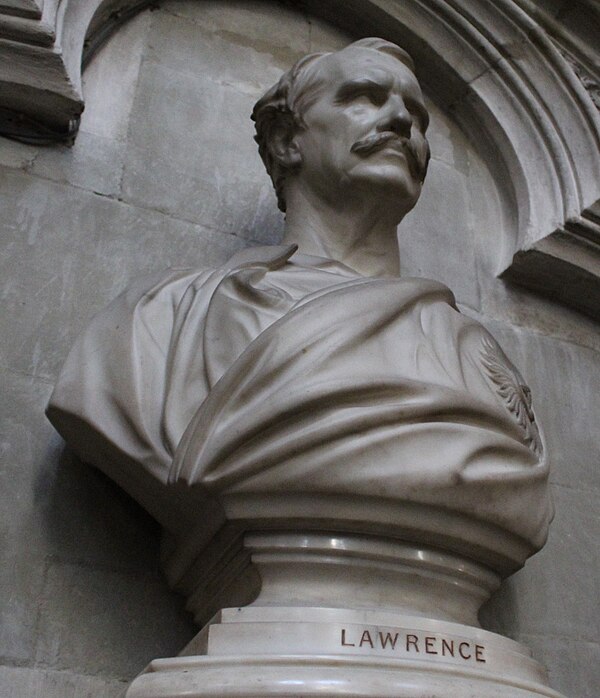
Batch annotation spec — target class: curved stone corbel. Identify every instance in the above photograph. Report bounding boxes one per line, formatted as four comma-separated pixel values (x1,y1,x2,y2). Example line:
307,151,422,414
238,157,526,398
1,0,599,316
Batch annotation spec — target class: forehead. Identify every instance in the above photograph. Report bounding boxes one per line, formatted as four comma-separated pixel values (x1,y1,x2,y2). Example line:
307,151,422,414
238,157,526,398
320,48,423,98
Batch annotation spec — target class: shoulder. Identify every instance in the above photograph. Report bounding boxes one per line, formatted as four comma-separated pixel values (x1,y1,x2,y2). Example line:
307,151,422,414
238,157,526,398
116,265,213,308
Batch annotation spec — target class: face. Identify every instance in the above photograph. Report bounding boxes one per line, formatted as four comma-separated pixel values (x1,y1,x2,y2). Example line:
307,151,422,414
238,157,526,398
290,48,430,213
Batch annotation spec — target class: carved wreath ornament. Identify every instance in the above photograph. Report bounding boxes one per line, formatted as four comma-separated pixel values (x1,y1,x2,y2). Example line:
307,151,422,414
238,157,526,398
480,336,543,458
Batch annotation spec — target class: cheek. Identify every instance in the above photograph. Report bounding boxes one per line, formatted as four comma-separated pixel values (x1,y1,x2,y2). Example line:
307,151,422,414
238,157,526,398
297,117,362,181
414,134,430,173
312,134,351,177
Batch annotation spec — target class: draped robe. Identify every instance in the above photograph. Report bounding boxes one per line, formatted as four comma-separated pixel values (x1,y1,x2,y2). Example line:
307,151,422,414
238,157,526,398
47,244,552,547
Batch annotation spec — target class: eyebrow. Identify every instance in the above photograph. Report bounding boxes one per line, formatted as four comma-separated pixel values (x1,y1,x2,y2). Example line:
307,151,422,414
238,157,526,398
334,78,391,102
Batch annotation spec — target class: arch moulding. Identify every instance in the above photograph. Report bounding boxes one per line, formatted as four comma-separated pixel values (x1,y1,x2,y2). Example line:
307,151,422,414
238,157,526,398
1,0,599,318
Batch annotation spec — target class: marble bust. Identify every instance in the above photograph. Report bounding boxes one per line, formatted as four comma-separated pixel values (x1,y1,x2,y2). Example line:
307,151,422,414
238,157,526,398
47,38,552,562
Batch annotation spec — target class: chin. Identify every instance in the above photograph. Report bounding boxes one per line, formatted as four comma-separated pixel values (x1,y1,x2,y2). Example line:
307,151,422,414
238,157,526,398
363,173,421,210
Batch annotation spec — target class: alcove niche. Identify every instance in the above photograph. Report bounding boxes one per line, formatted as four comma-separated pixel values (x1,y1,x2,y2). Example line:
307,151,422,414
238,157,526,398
0,1,599,696
1,0,599,316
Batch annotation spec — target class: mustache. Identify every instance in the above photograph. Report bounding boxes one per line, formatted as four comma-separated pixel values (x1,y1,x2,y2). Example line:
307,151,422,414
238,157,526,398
351,132,427,181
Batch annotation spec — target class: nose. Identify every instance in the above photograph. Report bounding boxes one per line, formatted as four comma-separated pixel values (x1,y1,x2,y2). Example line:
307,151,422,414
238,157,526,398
377,96,412,139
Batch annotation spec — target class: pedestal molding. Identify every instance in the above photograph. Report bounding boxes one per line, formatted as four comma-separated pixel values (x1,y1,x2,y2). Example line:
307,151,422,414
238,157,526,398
127,606,565,697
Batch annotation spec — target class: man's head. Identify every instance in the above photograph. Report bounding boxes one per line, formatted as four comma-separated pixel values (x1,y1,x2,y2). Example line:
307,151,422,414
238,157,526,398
252,37,430,214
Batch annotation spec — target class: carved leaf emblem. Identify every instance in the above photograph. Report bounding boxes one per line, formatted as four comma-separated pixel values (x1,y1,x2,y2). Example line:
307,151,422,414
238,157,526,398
480,336,543,458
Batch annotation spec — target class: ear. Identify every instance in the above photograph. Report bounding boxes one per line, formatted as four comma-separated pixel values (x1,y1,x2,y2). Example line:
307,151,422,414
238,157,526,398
269,117,302,170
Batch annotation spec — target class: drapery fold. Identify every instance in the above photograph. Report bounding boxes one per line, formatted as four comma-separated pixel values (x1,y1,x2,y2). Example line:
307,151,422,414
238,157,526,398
48,245,551,546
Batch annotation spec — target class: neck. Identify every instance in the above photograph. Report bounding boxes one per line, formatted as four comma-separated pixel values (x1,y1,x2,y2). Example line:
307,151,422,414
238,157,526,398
281,181,403,278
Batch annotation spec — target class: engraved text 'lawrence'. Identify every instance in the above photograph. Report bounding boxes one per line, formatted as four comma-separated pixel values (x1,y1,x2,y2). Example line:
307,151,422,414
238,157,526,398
340,628,486,664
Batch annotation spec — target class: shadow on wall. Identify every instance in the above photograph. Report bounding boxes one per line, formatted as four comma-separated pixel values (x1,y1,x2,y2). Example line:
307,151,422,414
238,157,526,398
32,443,196,682
479,573,521,637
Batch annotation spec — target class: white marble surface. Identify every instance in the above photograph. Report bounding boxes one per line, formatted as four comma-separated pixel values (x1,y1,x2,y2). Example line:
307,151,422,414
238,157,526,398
132,530,566,696
46,35,555,698
1,4,597,697
127,605,565,697
47,40,552,566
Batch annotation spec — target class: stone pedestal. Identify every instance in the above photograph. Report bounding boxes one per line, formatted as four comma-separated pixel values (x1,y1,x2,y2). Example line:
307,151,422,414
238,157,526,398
127,530,565,697
127,609,562,697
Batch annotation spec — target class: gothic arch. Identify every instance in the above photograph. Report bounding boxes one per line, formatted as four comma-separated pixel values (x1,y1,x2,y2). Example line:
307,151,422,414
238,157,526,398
1,0,599,316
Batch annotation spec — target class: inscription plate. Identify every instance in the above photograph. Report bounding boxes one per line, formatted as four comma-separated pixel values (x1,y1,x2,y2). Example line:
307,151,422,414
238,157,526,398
207,618,539,679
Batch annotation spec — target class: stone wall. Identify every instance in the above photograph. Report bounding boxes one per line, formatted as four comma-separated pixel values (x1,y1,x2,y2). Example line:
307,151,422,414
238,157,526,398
0,2,598,696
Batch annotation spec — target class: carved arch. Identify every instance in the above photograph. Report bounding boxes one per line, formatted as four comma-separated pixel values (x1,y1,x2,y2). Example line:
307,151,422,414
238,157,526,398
1,0,599,317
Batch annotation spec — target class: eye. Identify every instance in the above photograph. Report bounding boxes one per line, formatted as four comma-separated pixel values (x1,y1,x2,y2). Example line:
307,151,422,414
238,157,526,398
335,81,389,107
404,98,429,131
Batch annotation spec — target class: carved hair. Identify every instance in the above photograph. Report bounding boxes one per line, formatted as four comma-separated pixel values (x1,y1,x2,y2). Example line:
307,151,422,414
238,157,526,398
251,38,416,212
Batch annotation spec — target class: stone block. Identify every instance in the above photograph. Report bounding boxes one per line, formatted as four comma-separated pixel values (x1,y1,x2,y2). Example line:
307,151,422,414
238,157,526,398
80,11,151,143
400,157,480,309
516,635,600,698
143,6,304,101
120,60,284,243
158,0,311,57
0,363,196,684
0,368,184,669
481,484,600,642
478,320,600,491
0,553,45,665
0,168,247,380
40,450,163,574
480,273,600,353
0,372,56,665
0,136,37,170
29,131,124,198
0,17,151,197
0,370,57,561
34,562,195,680
0,666,127,698
425,98,471,173
307,13,356,52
